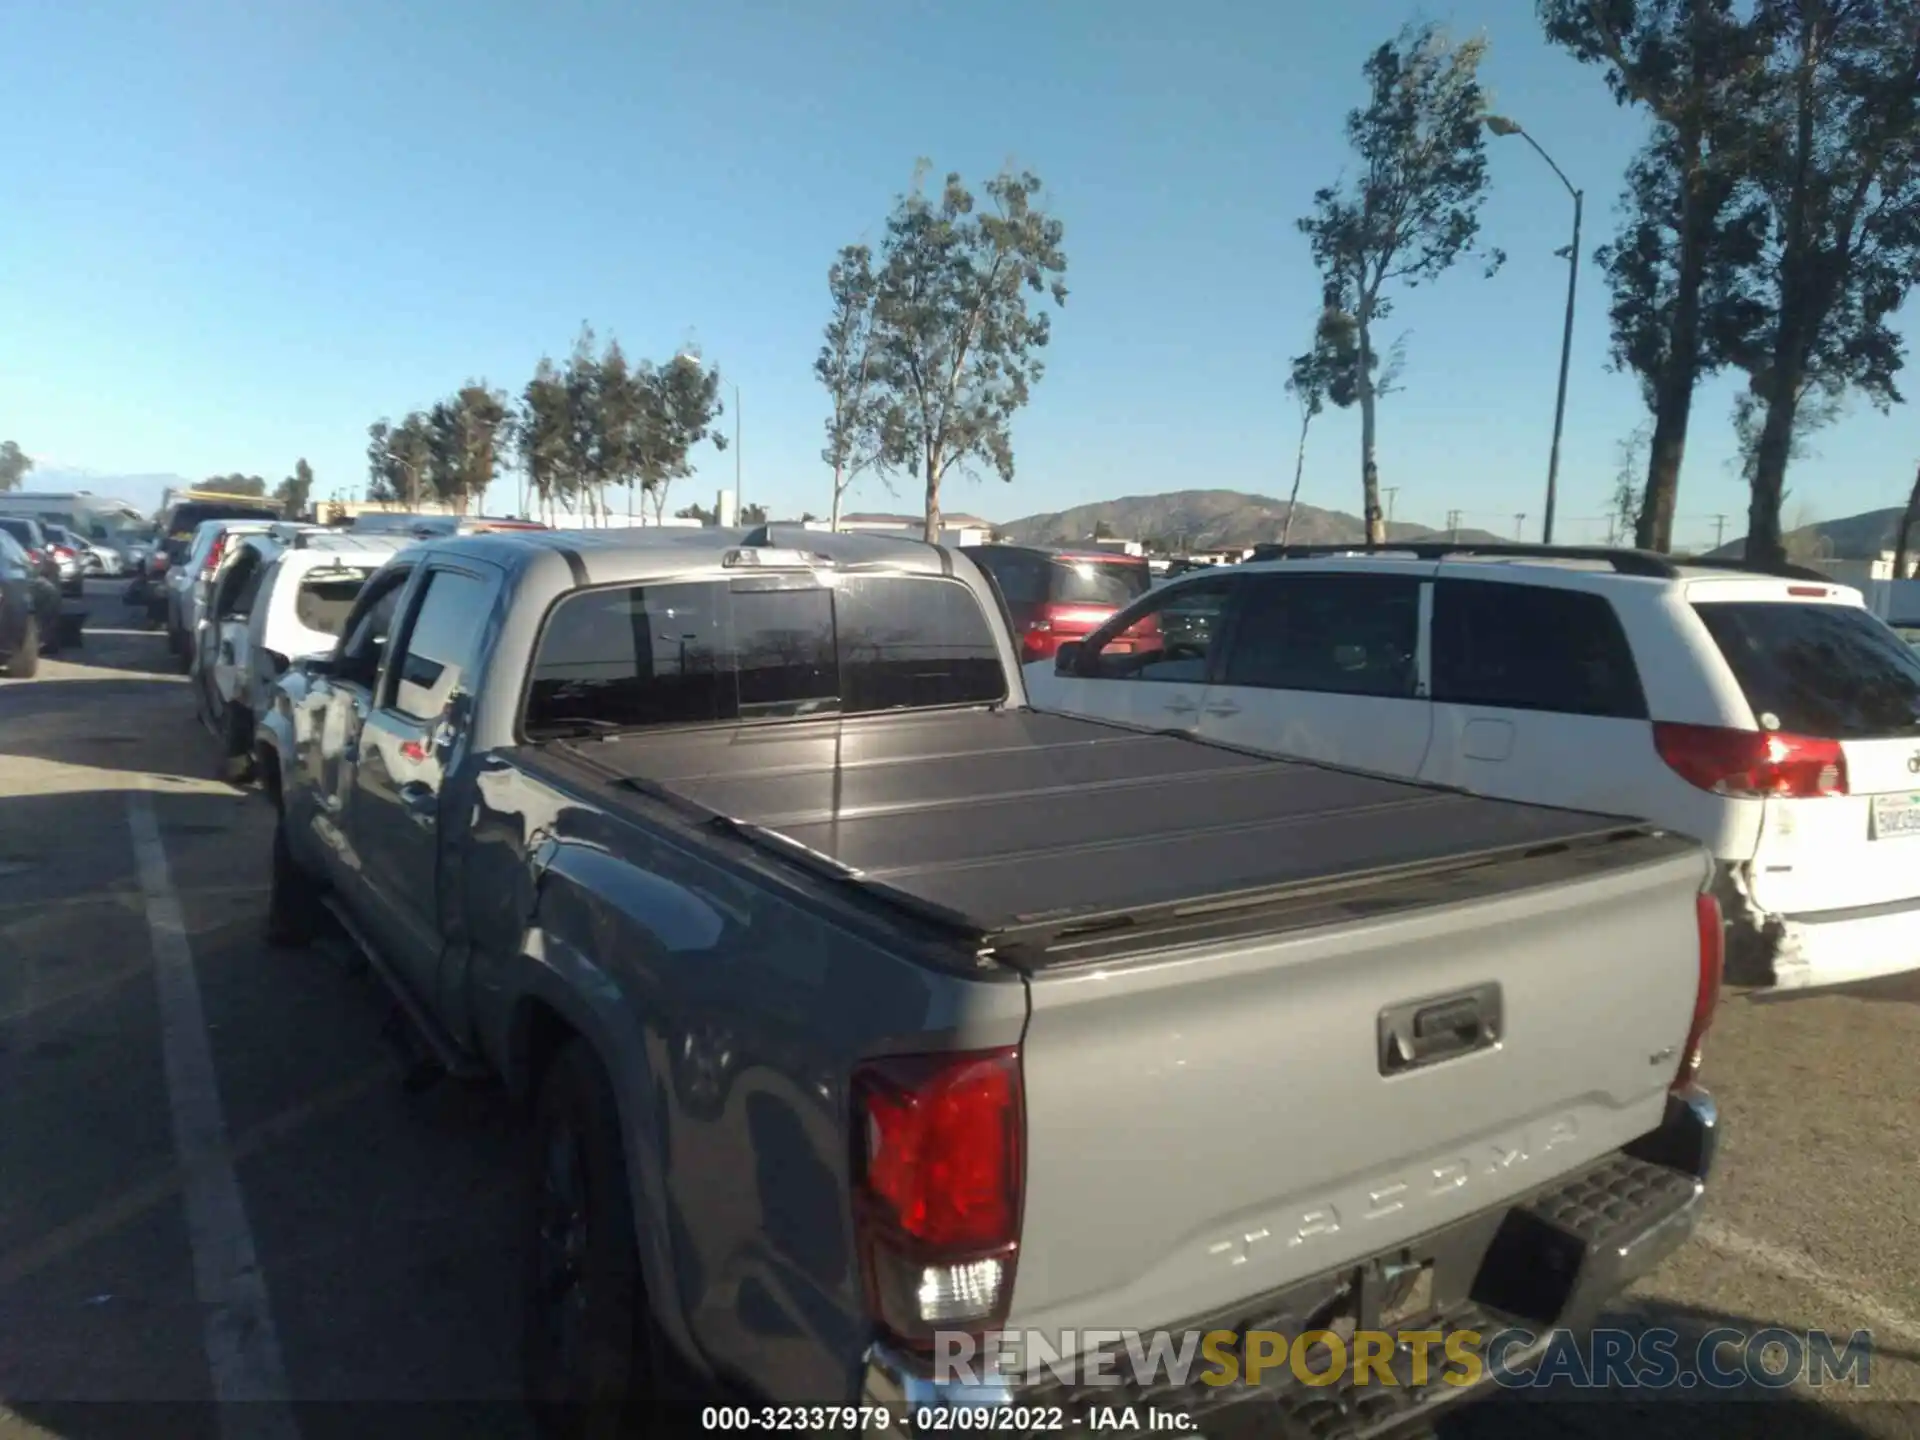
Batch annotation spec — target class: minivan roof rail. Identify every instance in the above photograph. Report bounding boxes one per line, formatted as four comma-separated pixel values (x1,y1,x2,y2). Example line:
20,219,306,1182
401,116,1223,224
1244,540,1835,584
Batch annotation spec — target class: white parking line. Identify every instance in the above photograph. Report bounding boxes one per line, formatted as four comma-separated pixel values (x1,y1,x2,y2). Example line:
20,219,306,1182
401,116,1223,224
127,788,300,1440
1696,1218,1920,1346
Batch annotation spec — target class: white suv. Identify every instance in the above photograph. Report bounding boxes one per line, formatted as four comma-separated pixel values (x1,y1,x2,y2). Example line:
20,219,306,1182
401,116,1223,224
1020,542,1920,996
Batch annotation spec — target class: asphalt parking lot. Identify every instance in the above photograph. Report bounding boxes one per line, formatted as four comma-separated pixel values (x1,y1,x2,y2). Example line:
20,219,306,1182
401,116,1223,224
5,584,1920,1440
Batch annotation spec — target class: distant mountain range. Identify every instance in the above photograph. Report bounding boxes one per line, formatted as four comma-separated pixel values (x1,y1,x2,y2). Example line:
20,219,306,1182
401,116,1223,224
1705,506,1907,562
996,490,1505,550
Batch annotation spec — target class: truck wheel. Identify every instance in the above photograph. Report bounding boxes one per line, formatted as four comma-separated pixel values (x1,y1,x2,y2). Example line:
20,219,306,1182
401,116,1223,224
265,814,325,946
3,619,39,678
220,707,255,786
523,1040,664,1439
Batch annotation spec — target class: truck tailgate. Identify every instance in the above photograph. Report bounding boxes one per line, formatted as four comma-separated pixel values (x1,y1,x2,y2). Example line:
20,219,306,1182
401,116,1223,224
1008,834,1707,1339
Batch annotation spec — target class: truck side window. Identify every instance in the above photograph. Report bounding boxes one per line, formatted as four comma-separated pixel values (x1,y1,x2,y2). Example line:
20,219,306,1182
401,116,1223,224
334,569,413,688
1431,579,1647,719
387,569,493,721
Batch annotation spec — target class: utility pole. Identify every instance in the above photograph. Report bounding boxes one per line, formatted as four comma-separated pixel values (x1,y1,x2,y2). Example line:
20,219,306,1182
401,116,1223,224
1446,508,1462,540
1384,487,1400,526
1514,513,1528,540
1712,514,1728,550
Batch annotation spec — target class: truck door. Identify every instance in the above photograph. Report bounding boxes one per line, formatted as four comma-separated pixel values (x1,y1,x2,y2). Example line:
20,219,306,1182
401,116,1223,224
349,563,501,1021
297,565,416,891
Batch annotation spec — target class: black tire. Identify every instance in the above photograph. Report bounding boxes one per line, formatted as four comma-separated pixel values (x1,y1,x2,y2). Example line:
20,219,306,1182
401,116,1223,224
219,706,255,786
265,812,325,946
3,618,39,678
523,1040,667,1440
196,648,225,730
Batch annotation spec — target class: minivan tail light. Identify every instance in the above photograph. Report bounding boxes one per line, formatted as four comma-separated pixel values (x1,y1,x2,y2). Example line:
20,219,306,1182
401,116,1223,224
1679,893,1725,1088
851,1047,1023,1348
1652,722,1847,798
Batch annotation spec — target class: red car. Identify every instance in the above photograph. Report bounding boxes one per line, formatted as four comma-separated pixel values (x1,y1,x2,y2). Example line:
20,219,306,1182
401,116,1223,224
961,543,1158,663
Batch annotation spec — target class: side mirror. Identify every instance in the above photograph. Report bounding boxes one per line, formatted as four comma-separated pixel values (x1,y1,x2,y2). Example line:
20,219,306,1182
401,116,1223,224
1054,640,1086,675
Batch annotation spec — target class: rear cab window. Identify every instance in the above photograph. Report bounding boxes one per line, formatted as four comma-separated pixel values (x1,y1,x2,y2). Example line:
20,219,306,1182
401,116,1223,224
1693,602,1920,739
1432,578,1648,718
524,574,1006,737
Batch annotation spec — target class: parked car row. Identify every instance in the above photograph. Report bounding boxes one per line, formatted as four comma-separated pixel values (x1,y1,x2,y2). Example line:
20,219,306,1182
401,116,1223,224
0,514,86,598
160,521,1729,1439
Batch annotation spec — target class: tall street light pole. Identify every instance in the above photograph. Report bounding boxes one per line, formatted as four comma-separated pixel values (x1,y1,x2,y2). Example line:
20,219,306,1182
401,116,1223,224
1485,115,1581,547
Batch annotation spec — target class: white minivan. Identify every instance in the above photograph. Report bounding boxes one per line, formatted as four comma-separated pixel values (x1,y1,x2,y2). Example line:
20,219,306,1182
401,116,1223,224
1021,544,1920,997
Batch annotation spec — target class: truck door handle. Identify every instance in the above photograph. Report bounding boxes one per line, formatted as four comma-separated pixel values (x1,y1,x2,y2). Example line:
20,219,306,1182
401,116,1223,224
399,782,436,829
1163,697,1198,715
1204,702,1241,718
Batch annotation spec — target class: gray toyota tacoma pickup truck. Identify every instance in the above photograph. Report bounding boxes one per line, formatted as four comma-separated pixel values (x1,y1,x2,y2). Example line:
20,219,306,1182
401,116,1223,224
258,524,1723,1439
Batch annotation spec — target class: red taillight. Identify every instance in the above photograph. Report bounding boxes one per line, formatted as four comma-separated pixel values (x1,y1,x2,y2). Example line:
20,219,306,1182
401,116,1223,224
202,533,229,575
25,548,43,565
1653,722,1847,798
1679,893,1725,1087
851,1047,1023,1347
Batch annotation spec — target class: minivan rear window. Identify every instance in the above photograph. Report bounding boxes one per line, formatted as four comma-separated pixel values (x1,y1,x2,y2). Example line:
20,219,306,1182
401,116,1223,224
524,574,1006,736
1049,557,1152,607
1694,602,1920,739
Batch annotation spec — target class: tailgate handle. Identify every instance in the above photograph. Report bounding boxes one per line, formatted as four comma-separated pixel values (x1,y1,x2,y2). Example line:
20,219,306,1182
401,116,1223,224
1379,983,1502,1076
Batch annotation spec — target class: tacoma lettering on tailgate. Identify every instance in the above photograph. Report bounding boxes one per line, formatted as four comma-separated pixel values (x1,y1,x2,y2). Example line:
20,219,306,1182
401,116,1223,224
1206,1115,1580,1268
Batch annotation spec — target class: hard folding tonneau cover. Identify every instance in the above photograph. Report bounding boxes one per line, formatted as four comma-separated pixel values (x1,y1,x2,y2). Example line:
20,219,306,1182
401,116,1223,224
552,708,1668,963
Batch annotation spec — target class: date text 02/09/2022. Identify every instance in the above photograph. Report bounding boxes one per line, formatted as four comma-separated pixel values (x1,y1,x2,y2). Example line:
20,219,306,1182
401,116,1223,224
697,1405,1193,1432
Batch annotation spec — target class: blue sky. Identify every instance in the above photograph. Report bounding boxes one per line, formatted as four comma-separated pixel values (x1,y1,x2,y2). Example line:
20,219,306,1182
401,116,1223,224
4,0,1913,547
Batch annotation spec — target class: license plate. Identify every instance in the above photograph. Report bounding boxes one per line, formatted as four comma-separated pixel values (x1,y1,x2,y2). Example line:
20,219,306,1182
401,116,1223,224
1871,793,1920,839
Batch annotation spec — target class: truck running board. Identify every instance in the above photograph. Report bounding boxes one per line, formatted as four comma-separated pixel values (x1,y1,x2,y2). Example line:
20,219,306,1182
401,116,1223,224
320,896,488,1084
